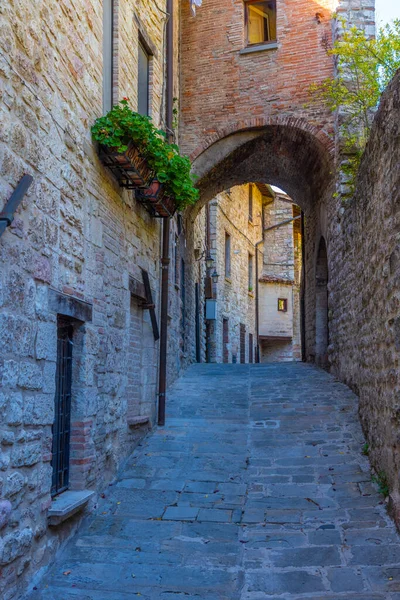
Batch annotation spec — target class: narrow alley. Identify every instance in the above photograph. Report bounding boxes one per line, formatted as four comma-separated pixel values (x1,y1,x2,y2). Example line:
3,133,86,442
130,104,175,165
29,363,400,600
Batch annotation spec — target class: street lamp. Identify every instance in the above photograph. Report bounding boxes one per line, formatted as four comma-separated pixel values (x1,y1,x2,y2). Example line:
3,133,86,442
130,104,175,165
205,253,214,270
211,269,219,284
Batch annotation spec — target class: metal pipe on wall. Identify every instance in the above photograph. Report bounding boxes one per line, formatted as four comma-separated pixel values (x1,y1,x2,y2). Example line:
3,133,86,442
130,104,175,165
158,0,173,426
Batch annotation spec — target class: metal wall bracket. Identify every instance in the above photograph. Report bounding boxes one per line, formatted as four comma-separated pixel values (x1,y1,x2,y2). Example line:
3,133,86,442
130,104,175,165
0,174,33,238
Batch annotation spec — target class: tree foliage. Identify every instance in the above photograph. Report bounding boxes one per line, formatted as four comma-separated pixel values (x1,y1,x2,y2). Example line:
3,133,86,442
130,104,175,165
310,18,400,187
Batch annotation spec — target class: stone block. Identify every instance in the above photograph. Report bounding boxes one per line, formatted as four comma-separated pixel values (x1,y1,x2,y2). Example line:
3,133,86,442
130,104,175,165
11,442,41,468
247,570,325,594
4,472,25,498
24,394,54,425
0,527,33,566
0,500,12,529
163,506,199,521
5,392,23,426
35,322,56,361
18,361,43,390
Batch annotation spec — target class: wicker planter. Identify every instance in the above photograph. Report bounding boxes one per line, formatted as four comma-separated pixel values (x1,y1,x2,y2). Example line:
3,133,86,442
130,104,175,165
98,141,153,189
135,180,177,218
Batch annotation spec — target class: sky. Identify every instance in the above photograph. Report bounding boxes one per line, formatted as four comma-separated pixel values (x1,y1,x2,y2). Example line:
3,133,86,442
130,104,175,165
375,0,400,26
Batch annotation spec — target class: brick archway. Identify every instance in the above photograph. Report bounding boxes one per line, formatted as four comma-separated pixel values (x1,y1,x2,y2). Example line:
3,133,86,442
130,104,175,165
188,120,335,218
190,116,335,164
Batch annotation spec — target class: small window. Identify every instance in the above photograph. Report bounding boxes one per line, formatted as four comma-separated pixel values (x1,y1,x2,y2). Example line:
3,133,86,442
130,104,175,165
174,234,179,287
103,0,114,113
245,0,277,47
225,233,231,278
248,253,254,291
249,184,253,222
278,298,288,312
138,41,150,115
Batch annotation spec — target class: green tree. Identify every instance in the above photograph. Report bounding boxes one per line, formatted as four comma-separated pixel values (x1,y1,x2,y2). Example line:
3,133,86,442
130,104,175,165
310,18,400,188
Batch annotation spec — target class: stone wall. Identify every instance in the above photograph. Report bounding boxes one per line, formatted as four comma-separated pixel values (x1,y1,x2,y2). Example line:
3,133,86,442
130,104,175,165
204,184,264,363
328,70,400,523
259,194,302,362
0,1,186,597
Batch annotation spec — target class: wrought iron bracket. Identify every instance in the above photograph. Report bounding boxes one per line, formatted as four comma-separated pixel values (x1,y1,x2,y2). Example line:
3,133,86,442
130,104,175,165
0,174,33,238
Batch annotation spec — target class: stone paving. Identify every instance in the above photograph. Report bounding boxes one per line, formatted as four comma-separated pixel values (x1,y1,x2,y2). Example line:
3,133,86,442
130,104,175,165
29,363,400,599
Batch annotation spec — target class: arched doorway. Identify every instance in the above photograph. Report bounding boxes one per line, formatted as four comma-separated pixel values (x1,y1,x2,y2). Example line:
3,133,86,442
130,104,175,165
315,237,329,368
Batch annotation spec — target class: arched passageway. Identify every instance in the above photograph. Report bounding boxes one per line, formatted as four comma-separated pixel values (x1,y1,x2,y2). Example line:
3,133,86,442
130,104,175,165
315,237,329,367
185,121,335,367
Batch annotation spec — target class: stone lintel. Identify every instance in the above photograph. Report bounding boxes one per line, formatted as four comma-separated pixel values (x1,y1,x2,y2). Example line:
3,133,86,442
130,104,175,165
129,276,147,301
49,289,93,322
48,490,95,526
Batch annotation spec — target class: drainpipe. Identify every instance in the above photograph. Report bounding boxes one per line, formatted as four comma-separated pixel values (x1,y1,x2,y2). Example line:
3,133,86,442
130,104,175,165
158,0,173,426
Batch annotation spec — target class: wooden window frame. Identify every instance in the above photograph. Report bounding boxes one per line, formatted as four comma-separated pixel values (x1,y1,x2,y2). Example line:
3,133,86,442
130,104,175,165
244,0,277,48
278,298,288,312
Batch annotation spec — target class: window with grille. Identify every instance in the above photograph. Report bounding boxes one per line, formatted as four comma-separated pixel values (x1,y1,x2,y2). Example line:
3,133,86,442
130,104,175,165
51,319,73,496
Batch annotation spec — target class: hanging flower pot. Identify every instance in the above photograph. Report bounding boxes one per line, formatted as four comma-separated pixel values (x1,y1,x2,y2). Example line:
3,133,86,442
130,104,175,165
135,180,177,218
92,100,199,211
98,141,154,189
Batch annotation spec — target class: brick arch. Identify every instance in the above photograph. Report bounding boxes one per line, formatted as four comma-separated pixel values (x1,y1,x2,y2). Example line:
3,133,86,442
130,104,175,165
190,116,335,163
188,119,335,218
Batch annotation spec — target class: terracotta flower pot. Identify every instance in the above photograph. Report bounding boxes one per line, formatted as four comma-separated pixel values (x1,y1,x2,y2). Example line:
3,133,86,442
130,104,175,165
98,141,153,189
136,180,177,218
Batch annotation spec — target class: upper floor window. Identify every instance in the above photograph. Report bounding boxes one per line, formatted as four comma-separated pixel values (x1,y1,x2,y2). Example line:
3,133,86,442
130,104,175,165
225,232,231,279
248,253,254,291
138,40,150,115
103,0,114,112
245,1,277,47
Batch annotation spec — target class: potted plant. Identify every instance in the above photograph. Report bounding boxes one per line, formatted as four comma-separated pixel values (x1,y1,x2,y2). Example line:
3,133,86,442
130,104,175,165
135,179,176,218
91,99,199,214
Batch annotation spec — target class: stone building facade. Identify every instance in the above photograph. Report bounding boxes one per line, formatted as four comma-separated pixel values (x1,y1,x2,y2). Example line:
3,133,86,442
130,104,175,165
7,0,400,596
259,191,302,362
195,184,264,363
0,1,190,597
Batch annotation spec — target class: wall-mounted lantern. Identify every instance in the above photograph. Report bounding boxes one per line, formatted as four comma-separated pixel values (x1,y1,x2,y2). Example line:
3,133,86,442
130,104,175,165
211,270,219,284
205,253,214,269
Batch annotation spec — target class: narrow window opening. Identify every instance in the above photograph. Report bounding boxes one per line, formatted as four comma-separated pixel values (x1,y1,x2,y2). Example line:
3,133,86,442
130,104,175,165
103,0,114,113
138,40,150,116
248,253,254,292
225,232,231,278
51,319,74,497
245,0,277,47
278,298,288,312
249,184,253,222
